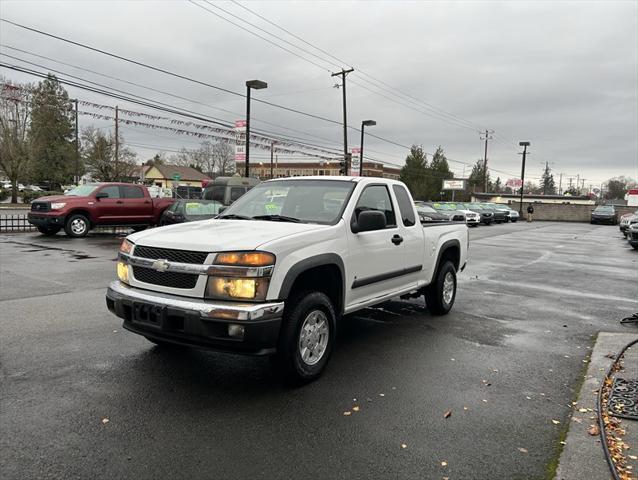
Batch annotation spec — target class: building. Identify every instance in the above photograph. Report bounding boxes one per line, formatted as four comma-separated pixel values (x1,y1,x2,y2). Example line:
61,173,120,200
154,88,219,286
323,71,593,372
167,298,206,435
235,160,401,180
141,164,211,188
471,192,595,205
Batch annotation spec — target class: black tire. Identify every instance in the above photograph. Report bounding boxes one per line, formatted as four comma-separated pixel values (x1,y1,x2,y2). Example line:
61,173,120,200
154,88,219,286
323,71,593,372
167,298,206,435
424,261,457,316
37,225,61,236
64,213,90,237
632,244,638,250
512,219,518,223
272,291,336,384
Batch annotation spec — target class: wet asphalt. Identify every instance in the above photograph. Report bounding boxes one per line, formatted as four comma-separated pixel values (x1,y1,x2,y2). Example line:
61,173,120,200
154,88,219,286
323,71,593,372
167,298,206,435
1,222,636,480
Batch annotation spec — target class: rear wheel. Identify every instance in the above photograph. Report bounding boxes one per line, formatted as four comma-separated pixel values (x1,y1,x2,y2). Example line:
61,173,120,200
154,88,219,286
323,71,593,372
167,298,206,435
424,261,457,315
37,225,61,236
272,291,335,384
64,214,90,238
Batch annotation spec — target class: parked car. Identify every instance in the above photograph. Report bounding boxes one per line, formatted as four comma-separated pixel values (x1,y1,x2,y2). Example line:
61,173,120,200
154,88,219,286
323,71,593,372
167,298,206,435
619,210,638,234
415,204,452,222
502,206,520,222
591,205,617,225
27,183,175,237
481,203,509,223
202,176,260,206
463,203,494,225
446,202,481,226
159,199,223,226
419,202,465,222
620,214,638,238
627,222,638,250
107,177,469,383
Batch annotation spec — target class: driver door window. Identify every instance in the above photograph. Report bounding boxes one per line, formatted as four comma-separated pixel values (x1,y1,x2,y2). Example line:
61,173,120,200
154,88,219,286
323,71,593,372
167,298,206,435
354,185,396,228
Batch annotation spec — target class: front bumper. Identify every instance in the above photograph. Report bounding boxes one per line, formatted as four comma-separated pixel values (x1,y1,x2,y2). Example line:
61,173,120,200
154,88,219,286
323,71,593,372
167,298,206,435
591,216,615,224
105,281,284,355
27,212,65,228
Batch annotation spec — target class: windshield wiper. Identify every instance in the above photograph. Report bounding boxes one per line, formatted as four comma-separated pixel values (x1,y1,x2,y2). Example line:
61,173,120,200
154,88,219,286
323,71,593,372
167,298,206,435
252,214,302,223
216,214,252,220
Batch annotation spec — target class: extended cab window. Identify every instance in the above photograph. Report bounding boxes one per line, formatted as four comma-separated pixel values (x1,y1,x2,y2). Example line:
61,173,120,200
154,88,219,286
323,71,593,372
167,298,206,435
99,186,120,198
121,186,145,198
355,185,396,227
230,187,246,202
392,185,416,227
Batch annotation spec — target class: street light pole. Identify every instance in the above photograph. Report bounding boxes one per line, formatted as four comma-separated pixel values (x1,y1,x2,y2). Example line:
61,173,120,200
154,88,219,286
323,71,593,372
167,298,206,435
244,79,268,178
518,141,530,216
359,120,376,176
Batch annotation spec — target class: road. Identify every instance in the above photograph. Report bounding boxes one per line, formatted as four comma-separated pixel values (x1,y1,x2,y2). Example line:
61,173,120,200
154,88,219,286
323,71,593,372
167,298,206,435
1,222,636,479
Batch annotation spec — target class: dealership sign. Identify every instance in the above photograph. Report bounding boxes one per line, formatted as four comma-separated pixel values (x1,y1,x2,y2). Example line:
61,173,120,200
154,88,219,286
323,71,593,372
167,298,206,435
235,120,246,161
442,179,465,190
505,178,523,189
350,147,361,176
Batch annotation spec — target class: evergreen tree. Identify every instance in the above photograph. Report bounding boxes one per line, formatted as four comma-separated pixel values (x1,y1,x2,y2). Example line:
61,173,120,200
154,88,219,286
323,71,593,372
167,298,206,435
426,146,453,200
540,162,556,194
29,74,75,188
399,145,428,200
493,177,502,193
468,159,490,192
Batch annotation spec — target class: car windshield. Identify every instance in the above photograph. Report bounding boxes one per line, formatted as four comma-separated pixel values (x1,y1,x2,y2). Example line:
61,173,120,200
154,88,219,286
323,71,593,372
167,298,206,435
595,206,614,212
65,184,99,196
416,205,437,213
183,200,223,216
431,203,456,210
219,179,355,224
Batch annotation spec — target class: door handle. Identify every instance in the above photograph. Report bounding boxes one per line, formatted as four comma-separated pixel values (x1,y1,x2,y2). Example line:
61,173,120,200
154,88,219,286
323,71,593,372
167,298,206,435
391,234,403,245
116,200,124,204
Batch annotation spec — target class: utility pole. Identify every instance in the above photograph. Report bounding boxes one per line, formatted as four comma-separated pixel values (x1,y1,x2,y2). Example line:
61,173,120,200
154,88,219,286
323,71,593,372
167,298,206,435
558,172,563,195
270,141,274,179
480,129,493,192
331,68,355,170
518,142,530,216
576,174,580,194
114,105,119,182
74,99,79,184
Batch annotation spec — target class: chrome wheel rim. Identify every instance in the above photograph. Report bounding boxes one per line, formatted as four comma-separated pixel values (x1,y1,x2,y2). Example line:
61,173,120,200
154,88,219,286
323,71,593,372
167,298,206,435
298,310,329,366
71,218,87,235
442,272,455,306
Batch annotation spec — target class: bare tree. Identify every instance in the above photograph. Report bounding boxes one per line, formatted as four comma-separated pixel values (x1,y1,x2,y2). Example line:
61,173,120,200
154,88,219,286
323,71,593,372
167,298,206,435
81,126,138,181
212,141,235,176
0,80,32,203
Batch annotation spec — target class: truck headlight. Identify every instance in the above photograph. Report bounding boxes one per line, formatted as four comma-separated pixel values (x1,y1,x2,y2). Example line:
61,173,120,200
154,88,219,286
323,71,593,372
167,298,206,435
205,277,270,301
117,261,130,284
50,202,66,210
119,239,134,255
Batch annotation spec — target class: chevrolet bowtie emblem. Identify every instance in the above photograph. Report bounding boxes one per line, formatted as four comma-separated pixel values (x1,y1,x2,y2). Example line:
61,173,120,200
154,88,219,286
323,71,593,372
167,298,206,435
151,259,170,272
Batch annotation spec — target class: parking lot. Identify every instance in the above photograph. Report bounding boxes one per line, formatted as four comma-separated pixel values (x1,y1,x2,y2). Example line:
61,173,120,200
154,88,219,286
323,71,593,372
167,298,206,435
1,222,636,479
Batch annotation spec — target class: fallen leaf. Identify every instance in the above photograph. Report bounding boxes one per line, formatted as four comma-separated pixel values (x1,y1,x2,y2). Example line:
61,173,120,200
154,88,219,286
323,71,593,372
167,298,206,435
482,399,488,403
343,411,351,416
578,408,588,413
588,425,600,436
572,417,583,423
352,406,360,412
463,406,468,411
629,455,638,460
101,418,109,424
401,443,407,449
443,410,452,418
560,441,566,445
517,447,528,453
441,461,448,467
379,393,385,397
552,419,560,425
604,353,615,359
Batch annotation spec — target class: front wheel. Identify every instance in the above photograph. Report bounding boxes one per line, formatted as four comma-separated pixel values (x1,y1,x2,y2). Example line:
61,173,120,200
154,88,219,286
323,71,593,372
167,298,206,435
37,225,61,236
272,291,335,384
64,214,90,238
424,261,457,315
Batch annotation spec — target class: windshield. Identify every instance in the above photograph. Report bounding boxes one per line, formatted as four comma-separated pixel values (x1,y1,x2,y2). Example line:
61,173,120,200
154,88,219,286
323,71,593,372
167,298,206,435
595,206,614,213
220,179,355,224
65,184,99,196
416,205,437,213
183,200,223,216
431,203,456,211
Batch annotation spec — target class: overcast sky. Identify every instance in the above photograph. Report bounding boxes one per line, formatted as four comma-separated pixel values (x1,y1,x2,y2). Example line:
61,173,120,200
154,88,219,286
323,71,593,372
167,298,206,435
1,0,637,186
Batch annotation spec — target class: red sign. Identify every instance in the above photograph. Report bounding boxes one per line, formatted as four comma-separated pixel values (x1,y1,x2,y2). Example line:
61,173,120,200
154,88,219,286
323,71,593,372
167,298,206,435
234,120,246,128
505,178,522,188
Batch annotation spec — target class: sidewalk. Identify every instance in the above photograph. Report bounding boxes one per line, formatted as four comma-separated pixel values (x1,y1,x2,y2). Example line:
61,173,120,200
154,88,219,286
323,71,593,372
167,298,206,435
556,332,638,480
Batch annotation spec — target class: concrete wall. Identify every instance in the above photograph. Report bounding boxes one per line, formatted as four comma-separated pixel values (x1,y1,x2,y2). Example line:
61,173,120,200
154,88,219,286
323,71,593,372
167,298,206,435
508,202,636,222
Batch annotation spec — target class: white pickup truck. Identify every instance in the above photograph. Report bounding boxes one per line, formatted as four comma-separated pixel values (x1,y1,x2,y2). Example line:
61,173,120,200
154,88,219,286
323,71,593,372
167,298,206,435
106,177,469,382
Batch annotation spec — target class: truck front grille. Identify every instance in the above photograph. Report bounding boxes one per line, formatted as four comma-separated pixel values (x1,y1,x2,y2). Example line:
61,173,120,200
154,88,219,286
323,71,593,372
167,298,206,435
133,245,208,264
132,266,199,289
31,201,51,212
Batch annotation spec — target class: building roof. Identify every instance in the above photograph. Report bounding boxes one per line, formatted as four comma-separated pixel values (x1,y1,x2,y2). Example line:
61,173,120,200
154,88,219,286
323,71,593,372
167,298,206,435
472,192,591,200
145,164,211,181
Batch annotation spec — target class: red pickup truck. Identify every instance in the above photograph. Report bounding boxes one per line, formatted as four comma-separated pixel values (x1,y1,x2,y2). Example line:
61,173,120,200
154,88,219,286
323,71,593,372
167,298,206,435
27,183,175,237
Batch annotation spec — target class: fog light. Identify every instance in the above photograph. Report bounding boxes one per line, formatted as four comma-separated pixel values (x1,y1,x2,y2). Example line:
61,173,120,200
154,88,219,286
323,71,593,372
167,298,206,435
117,261,129,284
227,324,245,339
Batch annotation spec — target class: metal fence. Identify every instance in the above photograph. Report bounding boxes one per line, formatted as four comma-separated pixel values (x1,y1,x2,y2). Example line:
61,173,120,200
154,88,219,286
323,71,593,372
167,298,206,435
0,214,131,235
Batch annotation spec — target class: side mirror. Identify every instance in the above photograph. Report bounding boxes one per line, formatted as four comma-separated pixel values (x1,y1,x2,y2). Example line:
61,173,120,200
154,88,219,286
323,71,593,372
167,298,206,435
353,210,386,233
95,192,108,200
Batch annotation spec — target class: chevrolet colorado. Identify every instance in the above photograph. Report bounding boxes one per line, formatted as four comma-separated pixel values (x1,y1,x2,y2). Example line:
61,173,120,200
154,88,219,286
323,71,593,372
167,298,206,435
106,177,469,382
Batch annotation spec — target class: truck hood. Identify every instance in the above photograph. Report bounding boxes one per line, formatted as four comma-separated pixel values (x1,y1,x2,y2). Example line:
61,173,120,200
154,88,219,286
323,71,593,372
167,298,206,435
32,195,83,203
128,219,327,252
